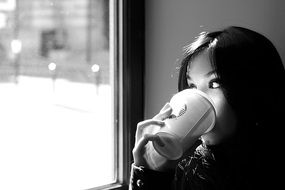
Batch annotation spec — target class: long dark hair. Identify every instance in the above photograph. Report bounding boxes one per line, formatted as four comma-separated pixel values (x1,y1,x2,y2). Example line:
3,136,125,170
178,26,285,188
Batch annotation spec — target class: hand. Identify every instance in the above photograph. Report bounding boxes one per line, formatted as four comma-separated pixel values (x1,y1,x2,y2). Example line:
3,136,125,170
132,103,177,171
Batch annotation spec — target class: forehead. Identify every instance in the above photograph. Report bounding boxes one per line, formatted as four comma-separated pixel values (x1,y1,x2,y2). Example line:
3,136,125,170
186,50,214,77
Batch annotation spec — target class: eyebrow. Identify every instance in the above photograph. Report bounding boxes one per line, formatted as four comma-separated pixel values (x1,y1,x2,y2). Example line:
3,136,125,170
186,70,216,80
205,70,216,77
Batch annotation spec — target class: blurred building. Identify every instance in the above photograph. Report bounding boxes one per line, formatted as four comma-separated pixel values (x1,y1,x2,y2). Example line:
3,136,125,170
0,0,109,84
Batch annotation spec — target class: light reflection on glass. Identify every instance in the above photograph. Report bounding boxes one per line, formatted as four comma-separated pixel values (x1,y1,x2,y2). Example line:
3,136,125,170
0,0,114,189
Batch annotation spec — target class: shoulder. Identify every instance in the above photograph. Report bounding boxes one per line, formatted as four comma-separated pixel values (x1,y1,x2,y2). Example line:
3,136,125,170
174,143,228,189
178,143,216,172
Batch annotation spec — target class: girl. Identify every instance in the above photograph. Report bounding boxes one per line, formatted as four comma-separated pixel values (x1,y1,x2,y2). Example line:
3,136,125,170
130,26,285,190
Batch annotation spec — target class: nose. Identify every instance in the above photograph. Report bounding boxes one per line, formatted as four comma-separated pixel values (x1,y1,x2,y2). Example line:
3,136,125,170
196,83,208,94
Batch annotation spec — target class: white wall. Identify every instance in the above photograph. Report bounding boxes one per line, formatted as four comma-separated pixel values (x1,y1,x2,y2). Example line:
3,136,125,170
145,0,285,118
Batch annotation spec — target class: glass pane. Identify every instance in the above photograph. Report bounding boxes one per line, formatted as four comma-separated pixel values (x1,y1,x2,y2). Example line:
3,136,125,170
0,0,115,189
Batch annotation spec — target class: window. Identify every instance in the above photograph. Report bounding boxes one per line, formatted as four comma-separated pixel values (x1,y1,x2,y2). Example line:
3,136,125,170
0,0,144,189
2,0,107,189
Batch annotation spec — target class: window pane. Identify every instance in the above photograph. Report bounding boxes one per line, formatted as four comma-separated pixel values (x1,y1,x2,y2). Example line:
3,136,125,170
0,0,115,189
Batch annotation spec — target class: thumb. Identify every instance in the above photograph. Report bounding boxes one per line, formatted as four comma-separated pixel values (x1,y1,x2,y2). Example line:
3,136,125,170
154,104,172,120
159,102,171,113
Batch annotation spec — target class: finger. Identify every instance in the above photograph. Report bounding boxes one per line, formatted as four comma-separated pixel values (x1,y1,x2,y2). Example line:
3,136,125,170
134,134,164,155
153,106,172,120
135,120,165,144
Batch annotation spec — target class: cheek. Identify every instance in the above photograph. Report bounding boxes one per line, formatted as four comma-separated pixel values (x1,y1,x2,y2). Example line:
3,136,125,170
208,91,235,125
212,98,225,118
201,91,237,144
207,91,225,116
210,92,237,133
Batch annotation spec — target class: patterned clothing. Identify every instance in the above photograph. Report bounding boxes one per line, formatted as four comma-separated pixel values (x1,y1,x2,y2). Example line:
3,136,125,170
130,142,243,190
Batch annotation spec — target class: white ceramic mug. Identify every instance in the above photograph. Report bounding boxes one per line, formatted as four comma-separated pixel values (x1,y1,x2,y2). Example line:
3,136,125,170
152,89,216,160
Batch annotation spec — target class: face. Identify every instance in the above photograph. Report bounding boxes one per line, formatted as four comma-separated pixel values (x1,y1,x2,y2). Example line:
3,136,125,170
186,49,237,145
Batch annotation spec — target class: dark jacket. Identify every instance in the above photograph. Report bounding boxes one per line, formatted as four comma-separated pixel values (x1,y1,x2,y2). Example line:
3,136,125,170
130,143,230,190
129,141,276,190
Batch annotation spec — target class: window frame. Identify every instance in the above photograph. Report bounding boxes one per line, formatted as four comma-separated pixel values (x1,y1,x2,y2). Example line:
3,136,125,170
120,0,145,187
88,0,145,189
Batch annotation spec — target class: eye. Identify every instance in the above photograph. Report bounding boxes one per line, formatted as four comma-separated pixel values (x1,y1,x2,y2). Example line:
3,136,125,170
209,79,221,89
187,83,197,89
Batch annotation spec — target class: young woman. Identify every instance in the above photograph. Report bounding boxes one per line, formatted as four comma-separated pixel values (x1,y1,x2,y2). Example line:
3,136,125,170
130,26,285,190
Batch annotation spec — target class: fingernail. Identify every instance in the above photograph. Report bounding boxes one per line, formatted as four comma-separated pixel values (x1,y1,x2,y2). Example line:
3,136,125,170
165,107,172,113
159,102,170,113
